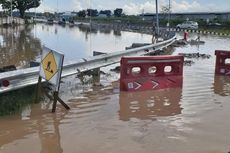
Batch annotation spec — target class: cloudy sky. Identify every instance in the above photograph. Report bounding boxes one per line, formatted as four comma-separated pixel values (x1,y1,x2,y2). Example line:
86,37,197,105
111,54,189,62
37,0,230,15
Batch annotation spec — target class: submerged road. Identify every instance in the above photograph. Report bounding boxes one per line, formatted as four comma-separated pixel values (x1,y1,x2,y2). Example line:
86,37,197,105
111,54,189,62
0,24,230,153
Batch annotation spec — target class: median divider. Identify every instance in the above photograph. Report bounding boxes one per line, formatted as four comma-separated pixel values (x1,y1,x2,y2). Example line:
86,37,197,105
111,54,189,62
169,28,230,37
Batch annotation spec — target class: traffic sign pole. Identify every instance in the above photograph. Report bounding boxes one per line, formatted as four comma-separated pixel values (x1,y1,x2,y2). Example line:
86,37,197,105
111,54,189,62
37,46,70,113
52,54,70,112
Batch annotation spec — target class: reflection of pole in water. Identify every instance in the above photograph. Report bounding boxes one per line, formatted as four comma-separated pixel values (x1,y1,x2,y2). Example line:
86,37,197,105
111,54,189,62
0,101,65,152
39,115,63,153
35,102,65,153
119,88,182,121
55,26,58,34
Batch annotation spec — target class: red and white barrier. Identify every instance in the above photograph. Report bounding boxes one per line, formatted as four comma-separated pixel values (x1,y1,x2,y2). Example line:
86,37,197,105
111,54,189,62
215,50,230,75
120,55,184,92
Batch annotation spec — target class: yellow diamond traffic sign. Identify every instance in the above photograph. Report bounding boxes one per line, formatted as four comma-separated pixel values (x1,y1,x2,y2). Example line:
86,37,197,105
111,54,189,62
41,51,58,81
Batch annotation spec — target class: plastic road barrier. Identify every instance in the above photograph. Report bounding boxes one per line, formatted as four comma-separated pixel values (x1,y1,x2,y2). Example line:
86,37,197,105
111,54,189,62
120,55,184,92
215,50,230,75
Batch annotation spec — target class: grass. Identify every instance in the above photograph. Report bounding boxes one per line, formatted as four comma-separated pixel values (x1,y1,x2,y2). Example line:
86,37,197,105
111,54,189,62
0,86,38,116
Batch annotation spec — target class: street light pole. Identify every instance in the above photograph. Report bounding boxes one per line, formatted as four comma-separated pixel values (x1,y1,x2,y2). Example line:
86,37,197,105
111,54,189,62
155,0,159,36
10,0,12,24
34,0,37,20
168,0,171,27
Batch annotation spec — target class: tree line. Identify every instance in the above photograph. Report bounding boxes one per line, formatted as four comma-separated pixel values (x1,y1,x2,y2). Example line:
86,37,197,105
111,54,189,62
0,0,123,18
0,0,40,18
78,8,123,18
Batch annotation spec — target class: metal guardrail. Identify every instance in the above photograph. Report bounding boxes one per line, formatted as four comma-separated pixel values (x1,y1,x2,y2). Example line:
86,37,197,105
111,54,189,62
0,34,176,94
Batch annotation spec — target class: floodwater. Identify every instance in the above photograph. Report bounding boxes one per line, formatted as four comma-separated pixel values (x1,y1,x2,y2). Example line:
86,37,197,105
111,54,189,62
0,24,151,68
0,25,230,153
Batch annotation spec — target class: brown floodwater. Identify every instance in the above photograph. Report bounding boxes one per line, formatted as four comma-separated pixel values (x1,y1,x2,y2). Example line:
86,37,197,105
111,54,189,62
0,25,230,153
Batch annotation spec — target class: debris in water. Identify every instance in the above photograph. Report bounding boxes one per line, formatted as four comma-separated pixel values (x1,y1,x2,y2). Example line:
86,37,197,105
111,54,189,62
189,39,205,45
184,60,195,66
178,53,211,59
110,66,120,73
171,39,188,47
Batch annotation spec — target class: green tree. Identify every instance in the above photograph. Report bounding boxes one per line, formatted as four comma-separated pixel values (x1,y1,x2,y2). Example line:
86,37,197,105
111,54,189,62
0,0,41,18
99,10,112,17
78,10,86,18
114,8,123,17
87,9,98,17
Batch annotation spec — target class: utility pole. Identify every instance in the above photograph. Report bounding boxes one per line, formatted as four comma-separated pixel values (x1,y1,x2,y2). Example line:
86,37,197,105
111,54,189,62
34,0,37,21
155,0,159,36
167,0,171,27
10,0,12,24
56,0,59,19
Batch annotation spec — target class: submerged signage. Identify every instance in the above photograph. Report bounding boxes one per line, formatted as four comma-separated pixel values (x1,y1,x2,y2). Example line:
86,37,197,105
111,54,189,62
39,47,64,87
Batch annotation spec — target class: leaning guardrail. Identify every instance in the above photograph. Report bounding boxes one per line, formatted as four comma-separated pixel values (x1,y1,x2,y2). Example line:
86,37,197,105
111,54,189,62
0,33,176,94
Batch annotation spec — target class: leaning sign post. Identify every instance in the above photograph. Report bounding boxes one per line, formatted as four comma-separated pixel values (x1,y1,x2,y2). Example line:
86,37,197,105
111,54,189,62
36,46,70,112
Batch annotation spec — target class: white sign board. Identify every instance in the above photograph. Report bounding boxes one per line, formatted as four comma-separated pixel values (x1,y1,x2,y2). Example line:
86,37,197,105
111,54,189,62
39,47,64,87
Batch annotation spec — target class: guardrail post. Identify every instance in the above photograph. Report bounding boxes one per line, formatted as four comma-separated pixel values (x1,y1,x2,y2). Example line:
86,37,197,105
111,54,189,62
35,76,42,103
92,68,101,86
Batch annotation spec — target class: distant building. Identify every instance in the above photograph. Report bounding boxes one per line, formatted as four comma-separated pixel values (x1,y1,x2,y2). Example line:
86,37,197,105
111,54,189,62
60,12,77,21
98,13,108,18
141,12,230,21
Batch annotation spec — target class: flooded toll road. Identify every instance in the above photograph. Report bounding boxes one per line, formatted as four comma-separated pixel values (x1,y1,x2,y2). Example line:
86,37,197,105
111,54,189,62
0,26,230,153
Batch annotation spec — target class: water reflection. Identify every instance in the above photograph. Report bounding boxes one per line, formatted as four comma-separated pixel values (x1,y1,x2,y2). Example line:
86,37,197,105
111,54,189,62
1,24,152,66
99,27,112,34
78,24,97,34
113,30,121,36
212,75,230,96
0,85,115,153
0,102,65,153
119,88,183,121
0,26,42,68
38,110,64,153
68,86,114,118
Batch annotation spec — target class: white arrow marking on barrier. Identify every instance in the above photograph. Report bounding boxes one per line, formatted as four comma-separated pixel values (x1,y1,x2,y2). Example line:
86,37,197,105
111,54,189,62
226,69,230,75
134,82,142,90
152,81,159,89
220,68,225,74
